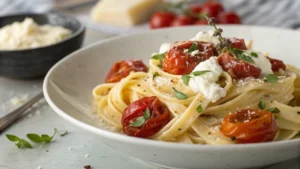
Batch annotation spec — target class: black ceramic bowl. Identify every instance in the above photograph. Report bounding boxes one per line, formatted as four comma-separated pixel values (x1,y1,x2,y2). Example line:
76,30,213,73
0,13,85,79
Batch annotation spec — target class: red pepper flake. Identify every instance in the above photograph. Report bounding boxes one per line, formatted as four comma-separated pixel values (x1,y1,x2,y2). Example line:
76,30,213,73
84,165,91,169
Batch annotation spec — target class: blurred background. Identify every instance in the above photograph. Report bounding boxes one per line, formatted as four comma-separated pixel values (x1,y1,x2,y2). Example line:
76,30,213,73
1,0,300,36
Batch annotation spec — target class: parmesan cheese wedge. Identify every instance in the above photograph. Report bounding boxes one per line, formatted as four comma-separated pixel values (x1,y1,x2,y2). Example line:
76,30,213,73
91,0,163,27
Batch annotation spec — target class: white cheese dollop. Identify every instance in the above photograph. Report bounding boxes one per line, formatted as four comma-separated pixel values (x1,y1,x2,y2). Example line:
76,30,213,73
244,50,273,77
191,30,219,45
159,43,172,53
188,57,226,102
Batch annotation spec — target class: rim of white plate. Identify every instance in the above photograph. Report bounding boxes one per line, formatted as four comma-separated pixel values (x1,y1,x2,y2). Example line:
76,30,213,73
43,25,300,151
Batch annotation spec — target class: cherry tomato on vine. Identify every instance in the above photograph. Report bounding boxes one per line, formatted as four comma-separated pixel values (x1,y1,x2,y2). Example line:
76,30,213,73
217,11,241,24
170,16,197,27
201,1,224,18
149,11,176,29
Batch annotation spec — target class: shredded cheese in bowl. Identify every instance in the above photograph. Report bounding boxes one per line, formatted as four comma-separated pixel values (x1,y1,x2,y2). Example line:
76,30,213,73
0,18,71,50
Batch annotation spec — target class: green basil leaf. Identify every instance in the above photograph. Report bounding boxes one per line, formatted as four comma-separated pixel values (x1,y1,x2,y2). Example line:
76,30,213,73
6,134,20,142
188,42,198,53
143,108,151,119
41,134,52,143
20,139,32,148
267,107,280,113
192,70,211,76
173,87,188,100
264,74,278,83
153,72,159,79
15,142,22,148
196,105,203,113
258,99,265,109
27,134,43,143
129,116,146,127
182,75,191,85
151,53,165,62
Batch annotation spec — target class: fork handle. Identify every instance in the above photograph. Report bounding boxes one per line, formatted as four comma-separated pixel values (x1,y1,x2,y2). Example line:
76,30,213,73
0,92,44,133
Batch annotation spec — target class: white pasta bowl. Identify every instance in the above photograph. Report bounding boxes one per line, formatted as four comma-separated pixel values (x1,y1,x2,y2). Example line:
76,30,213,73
43,26,300,169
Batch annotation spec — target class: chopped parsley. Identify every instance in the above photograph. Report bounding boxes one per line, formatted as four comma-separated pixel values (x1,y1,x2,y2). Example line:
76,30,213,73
129,108,151,127
181,70,211,86
188,42,199,53
250,52,258,57
151,52,165,62
230,48,254,64
192,70,211,76
153,72,159,79
264,74,278,83
267,107,280,113
196,105,203,113
181,75,191,85
258,99,265,109
172,87,188,100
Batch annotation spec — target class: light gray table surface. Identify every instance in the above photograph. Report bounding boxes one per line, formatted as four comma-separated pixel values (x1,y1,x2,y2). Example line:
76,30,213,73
0,27,300,169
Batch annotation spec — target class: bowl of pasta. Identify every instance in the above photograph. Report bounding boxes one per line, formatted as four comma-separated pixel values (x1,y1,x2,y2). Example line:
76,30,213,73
43,22,300,169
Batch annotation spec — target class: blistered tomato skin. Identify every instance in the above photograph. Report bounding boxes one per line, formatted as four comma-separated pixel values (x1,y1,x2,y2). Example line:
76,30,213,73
221,109,277,143
268,57,286,71
122,96,171,138
229,38,247,50
105,60,148,83
162,41,217,75
217,53,261,79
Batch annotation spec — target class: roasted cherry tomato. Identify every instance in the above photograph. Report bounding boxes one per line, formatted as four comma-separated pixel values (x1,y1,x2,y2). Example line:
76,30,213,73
221,109,277,143
217,12,241,24
170,15,196,27
194,19,208,25
189,4,203,13
149,11,176,29
229,38,247,50
122,96,171,138
105,60,148,83
217,53,261,78
201,1,224,18
162,41,217,75
268,57,286,71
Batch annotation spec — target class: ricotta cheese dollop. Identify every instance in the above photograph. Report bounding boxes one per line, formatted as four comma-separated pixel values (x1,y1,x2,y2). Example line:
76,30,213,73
243,50,273,77
188,57,226,103
191,30,219,45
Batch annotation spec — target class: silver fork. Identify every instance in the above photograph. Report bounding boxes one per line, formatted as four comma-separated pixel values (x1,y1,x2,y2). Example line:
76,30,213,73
0,92,44,133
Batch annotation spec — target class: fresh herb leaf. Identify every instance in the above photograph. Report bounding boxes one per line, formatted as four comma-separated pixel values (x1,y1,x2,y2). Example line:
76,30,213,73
192,70,211,76
267,107,280,113
143,108,151,119
258,99,265,109
20,139,32,148
27,134,43,143
264,74,278,83
196,105,203,113
129,116,146,127
251,52,258,57
172,87,188,100
157,64,162,68
6,134,20,142
188,42,199,53
59,130,68,137
238,54,255,64
151,53,165,62
153,72,159,79
182,75,191,85
41,134,52,143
